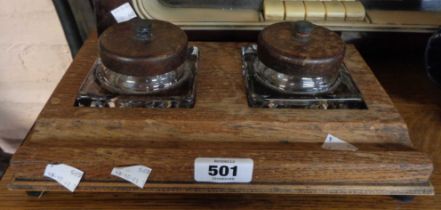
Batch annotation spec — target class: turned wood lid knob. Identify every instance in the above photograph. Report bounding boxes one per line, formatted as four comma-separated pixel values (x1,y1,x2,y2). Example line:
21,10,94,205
99,19,188,77
257,21,345,80
293,21,314,40
134,19,153,41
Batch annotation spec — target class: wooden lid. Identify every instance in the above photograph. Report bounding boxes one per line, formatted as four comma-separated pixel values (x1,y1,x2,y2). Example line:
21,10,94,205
99,19,188,77
258,21,345,76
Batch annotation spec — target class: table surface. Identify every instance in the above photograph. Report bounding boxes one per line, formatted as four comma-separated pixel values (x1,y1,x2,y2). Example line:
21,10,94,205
1,36,441,209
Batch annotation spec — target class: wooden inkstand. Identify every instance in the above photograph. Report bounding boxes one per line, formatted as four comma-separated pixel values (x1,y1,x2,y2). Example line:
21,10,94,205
5,0,435,199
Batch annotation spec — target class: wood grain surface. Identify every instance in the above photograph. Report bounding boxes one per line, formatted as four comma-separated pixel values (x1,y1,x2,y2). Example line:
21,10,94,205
4,36,433,195
1,174,440,210
0,34,440,209
31,39,408,145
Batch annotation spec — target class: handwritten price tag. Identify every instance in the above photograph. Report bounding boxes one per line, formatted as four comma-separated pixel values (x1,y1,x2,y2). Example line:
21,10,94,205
111,3,137,23
111,165,152,189
322,134,358,151
44,164,84,192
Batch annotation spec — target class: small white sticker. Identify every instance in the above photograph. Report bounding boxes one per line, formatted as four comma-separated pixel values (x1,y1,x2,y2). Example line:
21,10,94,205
111,165,152,189
195,158,254,183
322,134,358,151
111,3,137,23
44,164,84,192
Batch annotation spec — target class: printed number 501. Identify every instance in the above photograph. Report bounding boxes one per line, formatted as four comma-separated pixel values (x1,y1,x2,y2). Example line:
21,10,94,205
208,165,238,177
195,158,253,183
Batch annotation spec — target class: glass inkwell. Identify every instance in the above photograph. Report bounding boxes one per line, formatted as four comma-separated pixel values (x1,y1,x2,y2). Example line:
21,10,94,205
242,21,367,109
75,19,198,108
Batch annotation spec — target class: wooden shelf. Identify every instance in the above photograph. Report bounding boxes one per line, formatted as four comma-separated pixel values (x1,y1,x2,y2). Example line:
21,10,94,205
174,10,441,33
131,0,441,32
95,1,441,34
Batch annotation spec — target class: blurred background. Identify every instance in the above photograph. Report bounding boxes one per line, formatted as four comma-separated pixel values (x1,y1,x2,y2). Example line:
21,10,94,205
0,0,73,155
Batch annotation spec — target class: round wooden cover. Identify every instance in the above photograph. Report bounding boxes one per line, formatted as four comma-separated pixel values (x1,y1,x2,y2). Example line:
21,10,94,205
99,19,188,77
258,21,345,77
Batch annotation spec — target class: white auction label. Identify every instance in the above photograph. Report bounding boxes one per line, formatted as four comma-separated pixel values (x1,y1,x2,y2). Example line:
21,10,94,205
111,2,137,23
194,158,254,183
44,164,84,192
111,165,152,189
322,134,358,151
